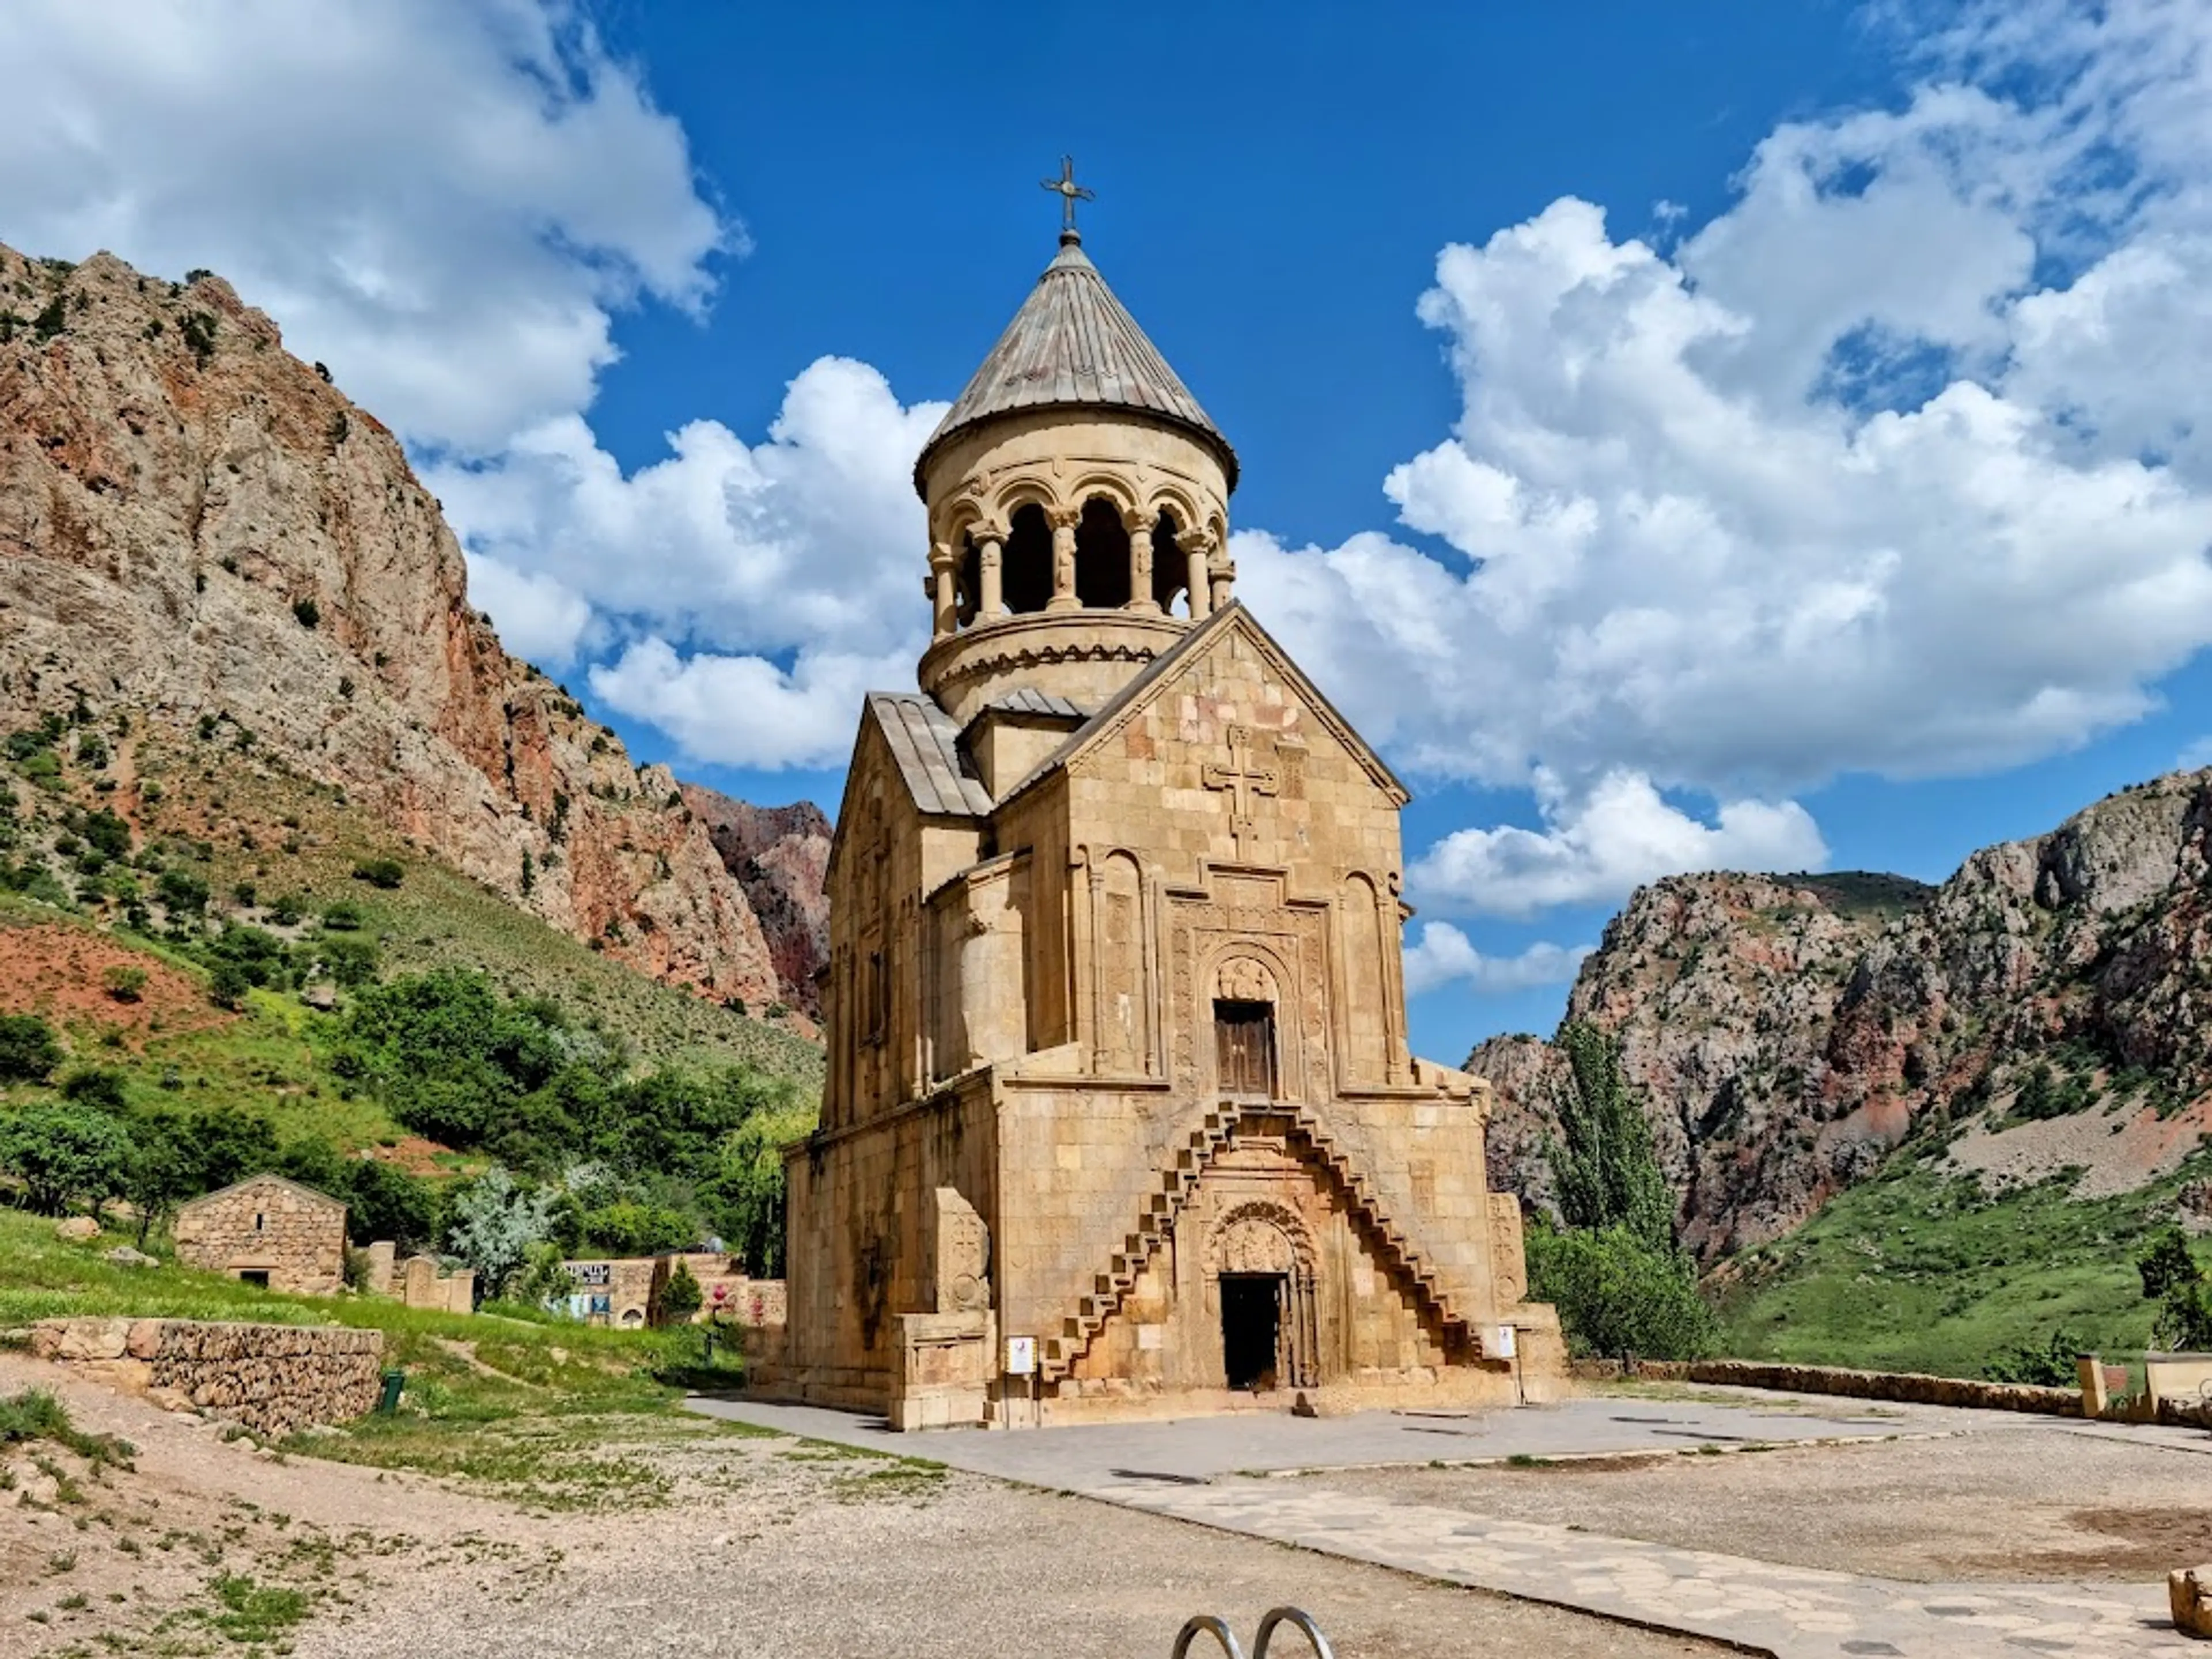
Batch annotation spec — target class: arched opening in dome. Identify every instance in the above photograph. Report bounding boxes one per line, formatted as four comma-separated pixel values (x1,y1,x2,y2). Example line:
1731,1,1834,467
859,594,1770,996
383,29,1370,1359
956,533,980,627
1152,509,1188,615
1074,498,1131,609
1002,503,1054,614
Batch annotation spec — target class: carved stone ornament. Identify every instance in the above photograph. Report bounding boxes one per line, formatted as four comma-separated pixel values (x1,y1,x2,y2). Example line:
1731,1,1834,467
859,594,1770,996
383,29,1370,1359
1214,955,1278,1004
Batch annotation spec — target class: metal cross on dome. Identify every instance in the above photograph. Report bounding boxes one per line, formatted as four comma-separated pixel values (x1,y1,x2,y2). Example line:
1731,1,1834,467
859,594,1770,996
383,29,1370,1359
1041,155,1095,234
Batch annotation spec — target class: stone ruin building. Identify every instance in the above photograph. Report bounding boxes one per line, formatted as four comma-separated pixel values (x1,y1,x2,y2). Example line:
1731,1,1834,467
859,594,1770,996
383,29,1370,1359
758,207,1565,1427
173,1172,346,1295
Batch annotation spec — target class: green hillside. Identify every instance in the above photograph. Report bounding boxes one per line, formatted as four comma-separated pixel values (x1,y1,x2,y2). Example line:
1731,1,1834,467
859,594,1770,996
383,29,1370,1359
0,712,823,1275
1714,1146,2209,1376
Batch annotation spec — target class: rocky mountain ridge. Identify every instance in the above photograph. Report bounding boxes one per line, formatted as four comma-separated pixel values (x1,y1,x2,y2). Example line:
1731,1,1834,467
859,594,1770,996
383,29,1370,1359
0,243,821,1013
681,786,830,1019
1470,774,2212,1260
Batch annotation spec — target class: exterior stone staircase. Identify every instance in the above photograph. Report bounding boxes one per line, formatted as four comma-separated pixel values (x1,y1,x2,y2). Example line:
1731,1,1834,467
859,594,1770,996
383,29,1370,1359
1040,1099,1472,1382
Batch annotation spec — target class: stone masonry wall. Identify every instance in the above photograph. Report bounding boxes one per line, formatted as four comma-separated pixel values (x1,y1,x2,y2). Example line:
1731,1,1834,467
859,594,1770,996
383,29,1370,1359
31,1319,383,1436
1571,1357,2081,1416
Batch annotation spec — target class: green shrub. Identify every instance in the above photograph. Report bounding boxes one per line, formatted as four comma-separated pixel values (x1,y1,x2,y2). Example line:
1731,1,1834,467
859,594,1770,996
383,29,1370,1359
291,597,320,629
1983,1326,2090,1387
0,1014,63,1084
1528,1222,1717,1361
0,1104,132,1214
156,868,209,914
58,1067,129,1112
103,965,148,1003
351,858,404,890
656,1258,703,1326
208,961,251,1010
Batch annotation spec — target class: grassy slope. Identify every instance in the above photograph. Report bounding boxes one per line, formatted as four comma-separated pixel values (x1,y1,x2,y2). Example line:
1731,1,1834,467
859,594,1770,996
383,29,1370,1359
138,738,821,1082
0,1206,768,1510
1714,1145,2211,1375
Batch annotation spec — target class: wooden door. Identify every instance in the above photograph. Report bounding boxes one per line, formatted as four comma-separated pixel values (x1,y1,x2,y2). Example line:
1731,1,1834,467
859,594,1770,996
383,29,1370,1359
1214,999,1278,1099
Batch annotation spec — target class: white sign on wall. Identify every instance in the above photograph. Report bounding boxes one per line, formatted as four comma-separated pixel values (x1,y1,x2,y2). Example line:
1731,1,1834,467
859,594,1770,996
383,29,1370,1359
1493,1324,1517,1360
1005,1335,1037,1376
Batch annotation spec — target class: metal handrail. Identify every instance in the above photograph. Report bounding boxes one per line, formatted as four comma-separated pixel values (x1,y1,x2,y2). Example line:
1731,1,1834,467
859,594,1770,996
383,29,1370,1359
1171,1615,1245,1658
1170,1609,1334,1659
1254,1607,1335,1658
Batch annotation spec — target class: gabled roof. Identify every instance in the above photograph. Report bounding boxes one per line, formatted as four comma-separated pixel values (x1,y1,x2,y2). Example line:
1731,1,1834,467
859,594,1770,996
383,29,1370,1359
997,603,1410,808
914,232,1237,491
863,692,993,819
176,1172,346,1214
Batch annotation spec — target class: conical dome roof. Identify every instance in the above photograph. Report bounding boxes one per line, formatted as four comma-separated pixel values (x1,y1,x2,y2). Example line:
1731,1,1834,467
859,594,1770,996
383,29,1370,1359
915,232,1237,493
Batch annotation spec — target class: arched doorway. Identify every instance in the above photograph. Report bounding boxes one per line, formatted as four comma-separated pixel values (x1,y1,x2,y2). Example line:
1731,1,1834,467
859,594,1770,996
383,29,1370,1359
1210,1206,1317,1391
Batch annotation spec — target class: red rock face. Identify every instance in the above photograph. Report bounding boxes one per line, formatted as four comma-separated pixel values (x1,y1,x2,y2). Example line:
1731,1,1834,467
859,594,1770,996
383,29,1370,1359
0,243,791,1008
679,785,831,1017
1471,780,2212,1261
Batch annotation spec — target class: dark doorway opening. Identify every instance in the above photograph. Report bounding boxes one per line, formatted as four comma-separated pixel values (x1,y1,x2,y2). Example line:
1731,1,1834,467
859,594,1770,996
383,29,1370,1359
1221,1274,1283,1390
1214,999,1277,1099
1074,497,1131,608
237,1269,270,1288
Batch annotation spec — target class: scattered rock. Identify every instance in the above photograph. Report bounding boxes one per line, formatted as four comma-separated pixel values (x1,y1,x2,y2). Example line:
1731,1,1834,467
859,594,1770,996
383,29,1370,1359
301,982,339,1011
104,1245,159,1268
54,1217,100,1243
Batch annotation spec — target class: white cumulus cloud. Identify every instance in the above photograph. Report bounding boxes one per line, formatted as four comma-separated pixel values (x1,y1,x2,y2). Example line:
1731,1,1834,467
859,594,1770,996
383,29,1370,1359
1409,770,1827,919
1238,0,2212,849
589,639,913,773
1402,924,1593,998
0,0,728,455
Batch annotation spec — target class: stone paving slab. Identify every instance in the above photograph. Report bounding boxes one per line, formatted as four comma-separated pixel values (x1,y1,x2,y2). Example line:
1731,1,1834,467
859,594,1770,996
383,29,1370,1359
688,1393,2198,1657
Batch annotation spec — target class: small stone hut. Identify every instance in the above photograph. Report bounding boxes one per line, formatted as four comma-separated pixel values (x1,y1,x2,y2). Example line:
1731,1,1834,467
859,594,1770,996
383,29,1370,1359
173,1173,346,1295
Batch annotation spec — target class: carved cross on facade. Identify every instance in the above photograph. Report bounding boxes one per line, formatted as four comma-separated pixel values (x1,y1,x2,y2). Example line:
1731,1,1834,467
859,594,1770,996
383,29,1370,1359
1202,725,1279,857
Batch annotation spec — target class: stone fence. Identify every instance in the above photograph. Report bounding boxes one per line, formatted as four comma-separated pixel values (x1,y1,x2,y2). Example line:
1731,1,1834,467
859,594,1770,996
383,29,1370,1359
31,1318,384,1436
1570,1357,2082,1416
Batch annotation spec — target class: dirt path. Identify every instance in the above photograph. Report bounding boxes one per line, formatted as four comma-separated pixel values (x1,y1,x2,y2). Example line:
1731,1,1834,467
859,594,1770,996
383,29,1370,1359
2,1355,1720,1658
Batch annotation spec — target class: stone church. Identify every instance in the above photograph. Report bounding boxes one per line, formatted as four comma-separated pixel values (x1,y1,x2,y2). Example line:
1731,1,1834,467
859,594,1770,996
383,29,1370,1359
762,207,1564,1426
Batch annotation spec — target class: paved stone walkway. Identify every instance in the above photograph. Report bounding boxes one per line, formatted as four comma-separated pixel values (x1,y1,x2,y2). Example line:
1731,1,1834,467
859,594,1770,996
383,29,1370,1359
691,1393,2199,1657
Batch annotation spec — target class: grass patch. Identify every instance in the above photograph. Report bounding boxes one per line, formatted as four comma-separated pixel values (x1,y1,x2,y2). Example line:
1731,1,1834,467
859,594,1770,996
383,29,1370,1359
0,1387,134,1469
1715,1152,2210,1376
205,1572,311,1645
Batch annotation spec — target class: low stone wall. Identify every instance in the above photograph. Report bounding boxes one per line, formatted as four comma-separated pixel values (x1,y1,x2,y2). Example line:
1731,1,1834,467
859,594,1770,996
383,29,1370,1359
31,1319,384,1436
1571,1357,2080,1416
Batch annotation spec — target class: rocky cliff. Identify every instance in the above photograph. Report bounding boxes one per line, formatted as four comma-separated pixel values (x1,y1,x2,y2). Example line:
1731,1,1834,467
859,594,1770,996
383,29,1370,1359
1470,777,2212,1260
680,786,831,1018
0,244,796,1006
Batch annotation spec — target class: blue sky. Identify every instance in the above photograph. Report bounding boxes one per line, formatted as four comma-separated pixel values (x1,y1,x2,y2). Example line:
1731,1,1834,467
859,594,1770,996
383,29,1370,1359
6,1,2212,1064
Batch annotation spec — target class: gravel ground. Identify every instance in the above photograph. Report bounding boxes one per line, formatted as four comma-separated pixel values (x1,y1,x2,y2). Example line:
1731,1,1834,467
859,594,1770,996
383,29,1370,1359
2,1355,1717,1658
1307,1419,2212,1582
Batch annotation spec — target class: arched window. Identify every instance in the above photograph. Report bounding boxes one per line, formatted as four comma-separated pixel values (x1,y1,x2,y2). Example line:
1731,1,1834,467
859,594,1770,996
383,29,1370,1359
1073,498,1131,609
1002,503,1053,614
1152,509,1188,615
956,533,980,627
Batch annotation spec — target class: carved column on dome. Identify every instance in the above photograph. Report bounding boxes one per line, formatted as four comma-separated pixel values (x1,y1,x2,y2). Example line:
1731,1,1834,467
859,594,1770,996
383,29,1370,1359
1046,505,1081,612
1124,509,1161,615
1209,552,1236,612
974,524,1008,620
1183,527,1215,620
927,542,959,639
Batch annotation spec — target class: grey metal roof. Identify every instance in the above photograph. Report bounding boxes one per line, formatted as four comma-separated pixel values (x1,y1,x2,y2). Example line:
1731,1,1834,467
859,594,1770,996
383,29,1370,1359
866,692,993,817
979,687,1089,721
914,232,1237,491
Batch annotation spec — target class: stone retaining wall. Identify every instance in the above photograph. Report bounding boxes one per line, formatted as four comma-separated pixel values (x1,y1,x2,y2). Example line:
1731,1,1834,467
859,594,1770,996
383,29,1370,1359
1570,1357,2081,1416
31,1319,384,1436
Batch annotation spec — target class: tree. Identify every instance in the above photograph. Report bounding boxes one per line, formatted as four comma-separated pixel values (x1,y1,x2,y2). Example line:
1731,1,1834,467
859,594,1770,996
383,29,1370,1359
700,1099,813,1276
2138,1226,2212,1352
1533,1022,1713,1361
1550,1022,1676,1250
121,1113,199,1245
0,1104,132,1215
59,1067,129,1112
208,961,251,1010
0,1014,63,1084
446,1166,555,1300
656,1257,703,1327
1524,1222,1717,1362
